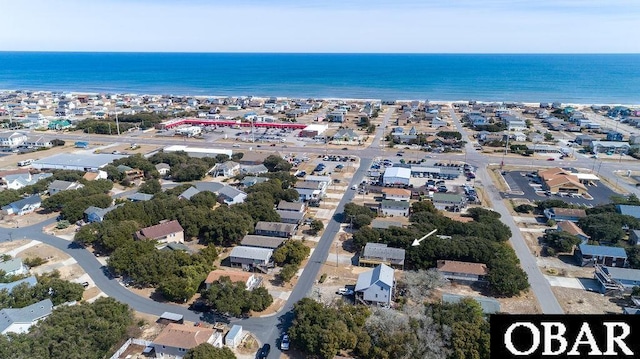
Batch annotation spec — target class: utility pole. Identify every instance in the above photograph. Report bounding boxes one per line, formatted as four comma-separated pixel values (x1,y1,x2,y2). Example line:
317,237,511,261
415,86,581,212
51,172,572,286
115,110,121,136
501,131,510,169
335,241,339,269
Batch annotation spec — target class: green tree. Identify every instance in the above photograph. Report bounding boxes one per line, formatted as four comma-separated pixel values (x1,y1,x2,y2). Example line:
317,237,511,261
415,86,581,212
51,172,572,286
544,231,582,253
184,344,237,359
139,178,162,194
272,241,310,266
278,264,298,283
310,219,324,235
412,200,437,214
263,155,292,172
201,276,272,317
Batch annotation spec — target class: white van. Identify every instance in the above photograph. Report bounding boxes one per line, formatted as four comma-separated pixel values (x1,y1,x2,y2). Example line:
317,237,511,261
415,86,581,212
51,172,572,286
17,159,34,167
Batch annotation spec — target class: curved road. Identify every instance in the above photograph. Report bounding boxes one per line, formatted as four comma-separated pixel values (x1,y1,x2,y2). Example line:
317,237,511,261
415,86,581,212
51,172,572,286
4,107,640,356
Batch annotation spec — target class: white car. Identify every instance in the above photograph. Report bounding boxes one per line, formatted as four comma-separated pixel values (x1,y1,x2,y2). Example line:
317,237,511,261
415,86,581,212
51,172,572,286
280,334,290,351
337,288,354,296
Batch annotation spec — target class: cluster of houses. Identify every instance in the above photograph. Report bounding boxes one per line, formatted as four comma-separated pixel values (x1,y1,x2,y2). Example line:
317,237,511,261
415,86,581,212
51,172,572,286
0,258,54,335
227,199,306,271
542,200,640,296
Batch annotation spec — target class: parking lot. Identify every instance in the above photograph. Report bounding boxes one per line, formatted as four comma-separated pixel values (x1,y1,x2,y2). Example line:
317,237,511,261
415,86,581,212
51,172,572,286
502,171,618,206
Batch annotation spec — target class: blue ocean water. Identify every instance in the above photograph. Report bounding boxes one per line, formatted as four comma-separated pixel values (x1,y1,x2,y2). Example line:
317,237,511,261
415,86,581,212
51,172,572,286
0,52,638,104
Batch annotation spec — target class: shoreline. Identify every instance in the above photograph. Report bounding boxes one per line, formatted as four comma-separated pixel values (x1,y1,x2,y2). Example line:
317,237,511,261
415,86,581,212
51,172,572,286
1,89,638,108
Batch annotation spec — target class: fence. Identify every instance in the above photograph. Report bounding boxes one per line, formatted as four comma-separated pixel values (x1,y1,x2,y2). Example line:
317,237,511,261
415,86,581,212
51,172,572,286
109,338,153,359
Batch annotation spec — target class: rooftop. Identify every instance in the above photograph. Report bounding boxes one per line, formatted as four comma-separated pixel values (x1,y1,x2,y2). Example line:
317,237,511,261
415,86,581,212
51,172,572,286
355,264,394,292
436,260,488,276
205,270,253,285
32,153,127,169
240,235,286,249
362,243,406,261
229,246,273,261
601,266,640,282
136,220,184,240
153,323,217,350
0,299,53,334
255,221,297,234
578,244,627,258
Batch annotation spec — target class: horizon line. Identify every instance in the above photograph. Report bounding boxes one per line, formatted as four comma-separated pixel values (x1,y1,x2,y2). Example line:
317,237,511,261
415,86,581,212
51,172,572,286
1,51,639,55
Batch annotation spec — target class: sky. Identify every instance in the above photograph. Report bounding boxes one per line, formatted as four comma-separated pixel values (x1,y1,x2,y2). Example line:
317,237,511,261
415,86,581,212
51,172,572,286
0,0,639,53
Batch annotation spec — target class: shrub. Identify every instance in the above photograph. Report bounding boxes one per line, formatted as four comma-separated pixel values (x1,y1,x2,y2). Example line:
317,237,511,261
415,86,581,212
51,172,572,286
514,204,534,214
24,256,47,268
319,273,327,283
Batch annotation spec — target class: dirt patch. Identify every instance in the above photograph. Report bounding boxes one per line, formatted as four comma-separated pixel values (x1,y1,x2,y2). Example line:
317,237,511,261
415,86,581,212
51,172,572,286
0,210,58,229
82,286,103,301
437,282,541,314
0,239,31,253
552,287,625,314
14,243,69,263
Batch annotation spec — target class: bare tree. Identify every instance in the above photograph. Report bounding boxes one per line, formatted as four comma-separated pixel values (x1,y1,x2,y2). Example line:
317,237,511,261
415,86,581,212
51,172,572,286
401,268,446,303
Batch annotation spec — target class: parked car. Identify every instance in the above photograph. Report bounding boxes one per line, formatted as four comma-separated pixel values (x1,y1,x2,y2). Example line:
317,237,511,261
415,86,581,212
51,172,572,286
337,288,354,296
280,334,290,351
257,344,271,359
547,158,555,161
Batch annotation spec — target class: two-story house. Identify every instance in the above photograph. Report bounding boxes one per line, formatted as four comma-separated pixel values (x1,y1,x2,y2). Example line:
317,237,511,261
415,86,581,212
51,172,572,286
135,220,185,244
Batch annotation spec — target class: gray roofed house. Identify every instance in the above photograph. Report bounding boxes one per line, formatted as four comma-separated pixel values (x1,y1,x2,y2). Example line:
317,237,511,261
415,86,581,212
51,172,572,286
2,195,42,216
379,199,410,217
332,128,361,142
178,187,201,200
240,164,269,175
575,244,628,268
0,258,28,277
240,235,286,249
229,246,273,266
275,210,304,225
370,219,406,230
441,294,500,314
355,264,395,306
595,265,640,293
277,200,306,213
84,203,123,223
155,163,171,177
240,176,269,188
217,186,247,205
194,181,224,193
431,193,467,210
0,276,37,293
359,243,406,268
128,192,154,202
254,221,297,238
211,161,240,177
47,180,84,195
0,299,53,334
3,173,52,190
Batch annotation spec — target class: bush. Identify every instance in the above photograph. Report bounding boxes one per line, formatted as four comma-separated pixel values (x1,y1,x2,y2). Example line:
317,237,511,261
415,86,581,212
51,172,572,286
279,264,299,283
319,273,327,283
514,204,534,213
23,256,47,268
56,220,71,229
546,219,556,227
546,247,556,256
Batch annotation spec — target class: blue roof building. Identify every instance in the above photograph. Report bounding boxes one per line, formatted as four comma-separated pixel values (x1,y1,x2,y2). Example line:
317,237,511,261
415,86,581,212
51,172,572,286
575,244,628,268
617,205,640,219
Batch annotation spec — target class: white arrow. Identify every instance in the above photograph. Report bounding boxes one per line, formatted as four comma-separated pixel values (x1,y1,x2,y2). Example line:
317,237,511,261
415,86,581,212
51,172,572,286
411,229,438,247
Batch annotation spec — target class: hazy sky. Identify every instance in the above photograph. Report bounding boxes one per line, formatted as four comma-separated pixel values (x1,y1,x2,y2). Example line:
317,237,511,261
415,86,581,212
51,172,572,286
1,0,639,53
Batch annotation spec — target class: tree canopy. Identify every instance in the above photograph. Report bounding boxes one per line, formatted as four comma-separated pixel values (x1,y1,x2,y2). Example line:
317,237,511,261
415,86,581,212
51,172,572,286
201,276,273,317
0,297,133,359
184,344,237,359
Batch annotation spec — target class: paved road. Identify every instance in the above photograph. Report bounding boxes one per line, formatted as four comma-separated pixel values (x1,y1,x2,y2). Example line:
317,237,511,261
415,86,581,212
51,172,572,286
449,108,565,314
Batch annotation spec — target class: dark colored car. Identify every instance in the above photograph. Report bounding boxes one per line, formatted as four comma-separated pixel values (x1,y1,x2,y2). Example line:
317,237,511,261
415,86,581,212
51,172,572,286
257,343,271,358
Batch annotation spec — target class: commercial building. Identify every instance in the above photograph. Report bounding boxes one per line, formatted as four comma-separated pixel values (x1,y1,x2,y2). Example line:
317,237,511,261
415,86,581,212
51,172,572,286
31,153,127,172
163,145,232,158
382,167,411,186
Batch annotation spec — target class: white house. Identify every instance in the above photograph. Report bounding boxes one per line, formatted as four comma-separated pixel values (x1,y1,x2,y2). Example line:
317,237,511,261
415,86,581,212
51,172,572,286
155,163,171,177
217,186,247,205
379,200,410,217
0,258,29,276
47,180,84,195
204,270,260,290
0,131,27,149
1,195,42,216
355,264,395,306
0,299,53,335
381,188,411,202
211,161,240,177
153,323,223,358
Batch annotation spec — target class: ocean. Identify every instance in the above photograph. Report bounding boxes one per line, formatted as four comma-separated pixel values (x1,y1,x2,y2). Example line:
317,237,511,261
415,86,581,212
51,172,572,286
0,52,638,104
